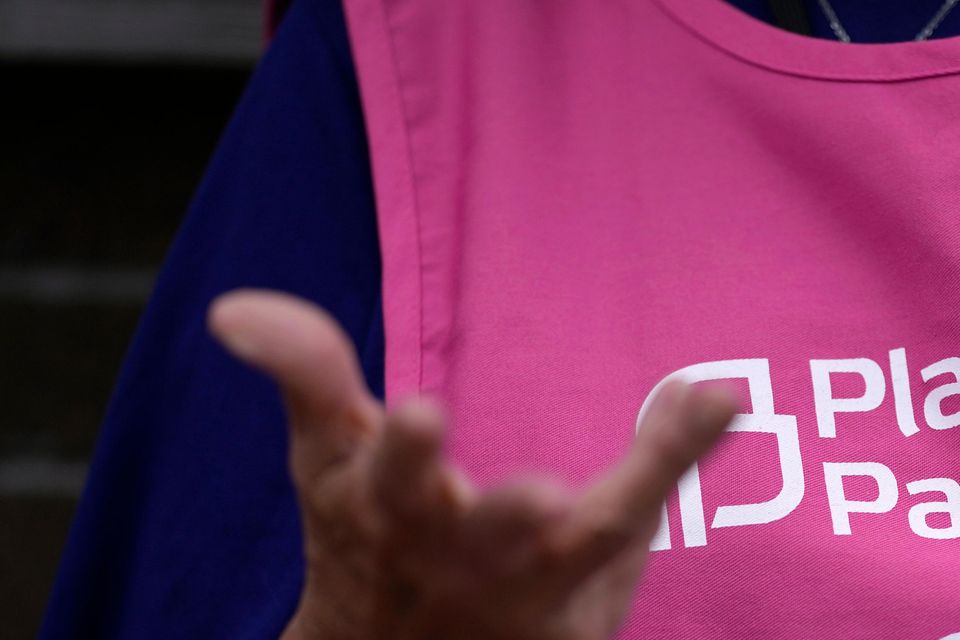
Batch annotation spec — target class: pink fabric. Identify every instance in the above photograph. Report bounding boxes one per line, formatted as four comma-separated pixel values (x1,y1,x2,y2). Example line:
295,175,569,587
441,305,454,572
342,0,960,636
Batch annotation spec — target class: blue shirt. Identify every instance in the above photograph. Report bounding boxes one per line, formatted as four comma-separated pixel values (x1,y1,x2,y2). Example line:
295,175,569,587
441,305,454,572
40,0,960,636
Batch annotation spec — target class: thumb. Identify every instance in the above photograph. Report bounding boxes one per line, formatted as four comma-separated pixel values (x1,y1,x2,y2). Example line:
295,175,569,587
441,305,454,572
207,288,383,475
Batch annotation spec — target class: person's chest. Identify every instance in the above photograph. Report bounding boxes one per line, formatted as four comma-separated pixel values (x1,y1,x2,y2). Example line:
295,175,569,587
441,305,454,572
344,0,960,636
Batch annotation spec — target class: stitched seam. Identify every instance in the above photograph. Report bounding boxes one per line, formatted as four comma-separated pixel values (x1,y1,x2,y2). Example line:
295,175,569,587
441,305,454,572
651,0,960,83
376,0,426,395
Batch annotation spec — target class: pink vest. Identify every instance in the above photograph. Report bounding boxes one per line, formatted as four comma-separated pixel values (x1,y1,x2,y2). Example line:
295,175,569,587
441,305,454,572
343,0,960,636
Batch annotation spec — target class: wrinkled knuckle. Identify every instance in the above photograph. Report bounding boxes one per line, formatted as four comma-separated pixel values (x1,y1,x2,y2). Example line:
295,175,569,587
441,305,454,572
538,531,572,567
588,519,636,552
305,486,345,530
290,457,321,494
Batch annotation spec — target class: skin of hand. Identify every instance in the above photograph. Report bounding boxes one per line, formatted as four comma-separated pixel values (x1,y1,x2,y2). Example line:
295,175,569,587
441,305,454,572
208,289,736,640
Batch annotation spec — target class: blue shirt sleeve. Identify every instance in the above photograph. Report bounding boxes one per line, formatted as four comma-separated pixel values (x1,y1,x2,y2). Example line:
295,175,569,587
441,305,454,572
39,0,384,637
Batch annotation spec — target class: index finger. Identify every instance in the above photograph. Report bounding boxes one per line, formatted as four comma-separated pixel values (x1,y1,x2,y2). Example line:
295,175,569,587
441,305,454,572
548,381,736,587
208,289,383,477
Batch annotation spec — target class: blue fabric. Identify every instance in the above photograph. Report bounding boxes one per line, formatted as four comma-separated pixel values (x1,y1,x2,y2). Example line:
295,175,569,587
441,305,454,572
42,0,960,637
40,0,382,637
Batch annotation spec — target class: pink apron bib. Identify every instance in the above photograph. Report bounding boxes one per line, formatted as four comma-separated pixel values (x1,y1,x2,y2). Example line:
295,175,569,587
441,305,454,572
343,0,960,636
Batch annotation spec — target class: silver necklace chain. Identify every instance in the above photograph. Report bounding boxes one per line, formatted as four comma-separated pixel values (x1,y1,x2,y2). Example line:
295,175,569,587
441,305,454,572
817,0,960,42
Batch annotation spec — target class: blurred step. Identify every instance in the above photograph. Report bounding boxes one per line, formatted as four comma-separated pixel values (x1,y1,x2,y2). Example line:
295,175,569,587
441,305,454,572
0,458,88,498
0,300,146,459
0,496,81,639
0,268,155,304
0,63,250,267
0,0,262,65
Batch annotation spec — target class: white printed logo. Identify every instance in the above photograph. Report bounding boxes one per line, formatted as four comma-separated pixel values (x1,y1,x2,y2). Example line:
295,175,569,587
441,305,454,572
637,359,803,550
638,348,960,551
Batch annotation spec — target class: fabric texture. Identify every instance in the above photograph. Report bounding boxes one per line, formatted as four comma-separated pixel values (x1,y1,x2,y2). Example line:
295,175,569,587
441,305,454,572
342,0,960,637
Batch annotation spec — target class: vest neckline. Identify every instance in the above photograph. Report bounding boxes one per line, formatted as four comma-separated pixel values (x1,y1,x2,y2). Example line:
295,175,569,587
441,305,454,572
653,0,960,82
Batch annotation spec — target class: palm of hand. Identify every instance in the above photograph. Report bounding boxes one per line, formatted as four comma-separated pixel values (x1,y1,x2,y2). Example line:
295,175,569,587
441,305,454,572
209,290,734,640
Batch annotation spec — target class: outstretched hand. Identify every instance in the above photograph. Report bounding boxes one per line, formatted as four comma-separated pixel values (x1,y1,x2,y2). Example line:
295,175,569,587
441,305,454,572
208,289,736,640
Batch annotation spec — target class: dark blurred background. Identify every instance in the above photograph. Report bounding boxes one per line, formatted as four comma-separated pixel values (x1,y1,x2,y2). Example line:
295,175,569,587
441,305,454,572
0,1,261,635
